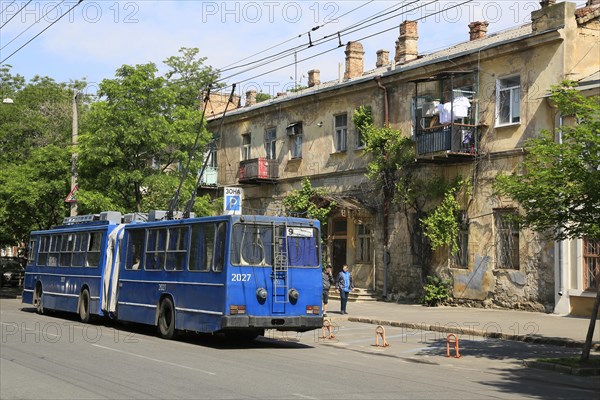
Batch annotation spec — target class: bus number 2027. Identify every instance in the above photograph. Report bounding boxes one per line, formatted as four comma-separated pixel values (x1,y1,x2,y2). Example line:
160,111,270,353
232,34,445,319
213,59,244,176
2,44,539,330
231,274,252,282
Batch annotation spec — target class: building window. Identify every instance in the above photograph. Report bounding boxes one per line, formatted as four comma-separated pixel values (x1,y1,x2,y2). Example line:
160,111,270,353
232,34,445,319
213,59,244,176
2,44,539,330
453,211,469,268
287,122,303,159
496,76,520,126
291,134,302,158
334,114,347,152
356,224,372,263
241,133,251,161
265,128,276,160
495,209,519,269
583,238,600,291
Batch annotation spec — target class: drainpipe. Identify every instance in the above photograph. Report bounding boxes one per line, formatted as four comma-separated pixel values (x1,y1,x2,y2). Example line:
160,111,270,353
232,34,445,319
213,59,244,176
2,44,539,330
375,76,390,298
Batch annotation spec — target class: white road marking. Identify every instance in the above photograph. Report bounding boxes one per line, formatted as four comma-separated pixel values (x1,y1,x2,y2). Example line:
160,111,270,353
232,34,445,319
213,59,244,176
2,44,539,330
91,344,216,375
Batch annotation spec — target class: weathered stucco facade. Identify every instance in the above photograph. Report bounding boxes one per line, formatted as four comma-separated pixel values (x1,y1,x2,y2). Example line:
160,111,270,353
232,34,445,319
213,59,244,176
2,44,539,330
208,1,599,316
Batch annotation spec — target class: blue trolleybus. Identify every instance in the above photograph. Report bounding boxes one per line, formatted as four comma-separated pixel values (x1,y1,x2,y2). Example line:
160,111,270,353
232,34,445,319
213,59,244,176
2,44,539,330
22,212,323,339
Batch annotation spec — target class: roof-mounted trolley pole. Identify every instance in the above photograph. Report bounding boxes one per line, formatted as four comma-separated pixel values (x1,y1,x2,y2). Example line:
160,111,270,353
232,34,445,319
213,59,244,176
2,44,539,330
184,83,236,218
167,86,212,220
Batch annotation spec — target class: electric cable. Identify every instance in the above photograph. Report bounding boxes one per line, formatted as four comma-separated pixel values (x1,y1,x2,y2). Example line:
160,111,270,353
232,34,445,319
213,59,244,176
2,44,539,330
0,0,32,30
0,1,17,18
1,0,84,64
1,0,65,50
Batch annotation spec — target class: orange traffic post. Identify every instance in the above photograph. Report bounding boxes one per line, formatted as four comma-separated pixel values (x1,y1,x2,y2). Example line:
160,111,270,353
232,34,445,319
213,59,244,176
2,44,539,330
446,333,461,358
375,325,390,347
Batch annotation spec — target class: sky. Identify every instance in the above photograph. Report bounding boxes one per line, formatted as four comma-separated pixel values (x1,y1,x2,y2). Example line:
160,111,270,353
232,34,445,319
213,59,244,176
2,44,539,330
0,0,589,100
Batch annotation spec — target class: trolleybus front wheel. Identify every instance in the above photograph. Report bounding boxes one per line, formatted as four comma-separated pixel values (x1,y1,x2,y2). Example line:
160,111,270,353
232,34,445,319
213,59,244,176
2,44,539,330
158,297,176,339
79,289,91,323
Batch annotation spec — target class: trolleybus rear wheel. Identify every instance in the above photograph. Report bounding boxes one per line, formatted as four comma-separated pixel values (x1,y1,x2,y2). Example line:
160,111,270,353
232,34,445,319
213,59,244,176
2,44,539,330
158,297,176,339
79,289,91,323
33,284,43,314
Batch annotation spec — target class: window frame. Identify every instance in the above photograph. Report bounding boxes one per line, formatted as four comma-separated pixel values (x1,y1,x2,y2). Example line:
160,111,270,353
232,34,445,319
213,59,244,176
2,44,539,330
264,128,276,160
355,223,372,263
334,113,347,153
241,133,251,161
583,238,599,292
494,209,520,269
496,76,521,127
290,133,303,159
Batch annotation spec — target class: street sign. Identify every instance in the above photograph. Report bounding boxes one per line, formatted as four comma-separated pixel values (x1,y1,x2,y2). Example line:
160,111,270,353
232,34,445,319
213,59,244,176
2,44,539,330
65,185,78,203
224,187,243,215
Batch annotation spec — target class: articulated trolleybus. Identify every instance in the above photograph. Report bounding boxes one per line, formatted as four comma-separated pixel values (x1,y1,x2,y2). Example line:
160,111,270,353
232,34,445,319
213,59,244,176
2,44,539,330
22,212,323,339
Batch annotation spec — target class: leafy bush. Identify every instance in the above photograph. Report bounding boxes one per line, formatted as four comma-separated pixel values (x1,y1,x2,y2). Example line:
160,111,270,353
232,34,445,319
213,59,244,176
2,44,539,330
421,276,452,307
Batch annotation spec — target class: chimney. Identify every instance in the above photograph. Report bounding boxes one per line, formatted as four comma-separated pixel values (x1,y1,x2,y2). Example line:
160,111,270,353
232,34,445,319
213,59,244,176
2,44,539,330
276,92,287,97
376,50,389,68
531,0,576,33
468,21,489,40
307,69,320,87
395,20,418,64
245,90,256,107
344,41,365,80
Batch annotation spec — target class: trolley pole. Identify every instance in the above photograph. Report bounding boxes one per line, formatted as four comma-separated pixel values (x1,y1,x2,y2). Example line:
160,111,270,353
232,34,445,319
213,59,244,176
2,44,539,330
70,90,79,217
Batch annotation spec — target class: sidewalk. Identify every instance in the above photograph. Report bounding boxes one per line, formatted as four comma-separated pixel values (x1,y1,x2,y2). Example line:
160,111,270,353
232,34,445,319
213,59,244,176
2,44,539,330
325,298,600,351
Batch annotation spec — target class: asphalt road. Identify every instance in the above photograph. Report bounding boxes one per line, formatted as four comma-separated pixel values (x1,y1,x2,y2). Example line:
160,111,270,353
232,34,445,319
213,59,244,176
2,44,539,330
1,298,598,400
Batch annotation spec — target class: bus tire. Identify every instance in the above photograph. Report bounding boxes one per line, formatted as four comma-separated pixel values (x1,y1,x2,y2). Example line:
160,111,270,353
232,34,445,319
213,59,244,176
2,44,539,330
79,289,91,323
33,284,43,315
158,297,176,339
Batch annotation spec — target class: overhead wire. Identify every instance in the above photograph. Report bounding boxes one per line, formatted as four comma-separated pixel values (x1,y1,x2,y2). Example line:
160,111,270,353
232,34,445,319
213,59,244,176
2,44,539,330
0,0,32,30
0,1,17,18
1,0,65,50
220,1,375,73
1,0,84,64
215,0,433,85
216,1,478,90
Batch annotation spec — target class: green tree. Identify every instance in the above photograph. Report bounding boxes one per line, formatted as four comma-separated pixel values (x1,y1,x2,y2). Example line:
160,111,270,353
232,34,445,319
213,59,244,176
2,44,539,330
0,66,81,247
78,48,217,214
495,81,600,362
283,177,334,232
353,106,446,272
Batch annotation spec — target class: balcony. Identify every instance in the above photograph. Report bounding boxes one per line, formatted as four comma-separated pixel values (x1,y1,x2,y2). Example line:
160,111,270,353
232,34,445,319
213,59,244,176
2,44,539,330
238,158,279,183
415,123,480,162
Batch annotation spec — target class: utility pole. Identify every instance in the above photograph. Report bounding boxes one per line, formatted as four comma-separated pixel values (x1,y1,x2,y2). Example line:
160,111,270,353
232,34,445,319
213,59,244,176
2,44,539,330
70,90,79,217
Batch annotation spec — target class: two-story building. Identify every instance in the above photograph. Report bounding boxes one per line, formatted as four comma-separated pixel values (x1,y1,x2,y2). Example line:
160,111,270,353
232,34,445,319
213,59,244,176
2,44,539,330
207,0,600,316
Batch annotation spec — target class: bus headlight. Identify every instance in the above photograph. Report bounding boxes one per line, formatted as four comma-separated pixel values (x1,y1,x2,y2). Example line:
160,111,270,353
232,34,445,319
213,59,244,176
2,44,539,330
288,288,299,303
256,288,267,302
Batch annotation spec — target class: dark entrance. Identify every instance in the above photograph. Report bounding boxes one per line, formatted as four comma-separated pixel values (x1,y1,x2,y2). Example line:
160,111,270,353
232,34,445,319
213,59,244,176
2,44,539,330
332,239,346,278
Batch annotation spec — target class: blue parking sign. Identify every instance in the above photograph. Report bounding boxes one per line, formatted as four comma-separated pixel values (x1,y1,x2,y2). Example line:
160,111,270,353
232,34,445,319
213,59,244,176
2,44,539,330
223,187,243,215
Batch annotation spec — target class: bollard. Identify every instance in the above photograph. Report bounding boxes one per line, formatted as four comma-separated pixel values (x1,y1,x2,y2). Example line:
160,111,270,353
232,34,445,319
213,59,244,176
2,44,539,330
375,325,389,347
446,333,461,358
321,318,335,339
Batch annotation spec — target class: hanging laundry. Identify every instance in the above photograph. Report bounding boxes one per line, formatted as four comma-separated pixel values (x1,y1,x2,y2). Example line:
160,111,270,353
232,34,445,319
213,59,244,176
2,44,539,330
453,96,471,119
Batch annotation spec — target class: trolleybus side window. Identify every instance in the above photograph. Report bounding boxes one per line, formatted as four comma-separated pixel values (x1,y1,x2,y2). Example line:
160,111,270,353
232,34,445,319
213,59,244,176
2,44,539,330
214,222,226,272
37,235,50,266
71,233,88,267
166,226,189,271
27,238,36,266
189,223,213,272
48,235,61,266
60,233,75,266
145,228,167,270
126,229,145,270
86,232,102,267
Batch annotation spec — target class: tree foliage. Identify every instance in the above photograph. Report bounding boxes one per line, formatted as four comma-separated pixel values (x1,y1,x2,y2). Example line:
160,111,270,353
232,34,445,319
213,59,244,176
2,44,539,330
78,48,217,214
0,66,78,246
494,81,600,241
283,177,334,230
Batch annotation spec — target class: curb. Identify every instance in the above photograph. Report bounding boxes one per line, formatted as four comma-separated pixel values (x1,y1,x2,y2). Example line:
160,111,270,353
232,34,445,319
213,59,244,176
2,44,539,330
348,317,600,352
523,360,600,376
